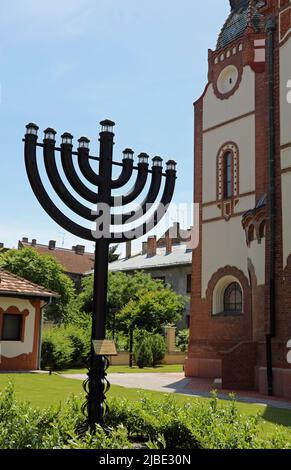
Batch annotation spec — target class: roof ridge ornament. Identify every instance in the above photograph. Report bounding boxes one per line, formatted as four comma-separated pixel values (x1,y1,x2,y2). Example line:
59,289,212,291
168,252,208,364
246,0,256,31
230,0,249,12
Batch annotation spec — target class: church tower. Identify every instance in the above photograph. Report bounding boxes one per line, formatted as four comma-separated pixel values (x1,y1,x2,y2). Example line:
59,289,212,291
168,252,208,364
186,0,291,399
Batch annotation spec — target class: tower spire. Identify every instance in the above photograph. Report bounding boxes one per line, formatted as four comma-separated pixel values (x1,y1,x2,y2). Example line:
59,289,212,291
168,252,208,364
230,0,249,12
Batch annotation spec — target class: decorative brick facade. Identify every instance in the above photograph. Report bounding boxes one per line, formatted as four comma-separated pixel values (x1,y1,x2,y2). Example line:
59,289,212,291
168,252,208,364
186,0,291,399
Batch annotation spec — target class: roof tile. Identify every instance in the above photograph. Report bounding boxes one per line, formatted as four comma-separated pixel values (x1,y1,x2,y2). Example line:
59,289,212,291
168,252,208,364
21,242,95,275
0,268,58,298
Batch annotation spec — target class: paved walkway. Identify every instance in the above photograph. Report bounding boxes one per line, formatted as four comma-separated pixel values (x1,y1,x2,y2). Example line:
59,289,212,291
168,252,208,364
62,372,291,411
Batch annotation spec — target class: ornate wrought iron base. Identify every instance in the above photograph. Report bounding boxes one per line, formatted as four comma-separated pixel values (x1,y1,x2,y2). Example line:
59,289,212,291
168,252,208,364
77,350,111,434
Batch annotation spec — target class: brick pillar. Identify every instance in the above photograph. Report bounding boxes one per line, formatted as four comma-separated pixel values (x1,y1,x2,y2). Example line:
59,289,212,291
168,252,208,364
147,236,157,257
49,240,56,250
126,241,132,259
165,232,172,255
165,326,176,353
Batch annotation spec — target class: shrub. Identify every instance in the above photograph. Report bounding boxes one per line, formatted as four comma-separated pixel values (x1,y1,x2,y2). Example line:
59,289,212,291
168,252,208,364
106,392,291,450
41,328,74,370
41,325,91,370
134,338,153,368
0,384,290,449
134,332,166,367
176,329,189,352
0,384,130,449
150,334,166,366
65,324,90,367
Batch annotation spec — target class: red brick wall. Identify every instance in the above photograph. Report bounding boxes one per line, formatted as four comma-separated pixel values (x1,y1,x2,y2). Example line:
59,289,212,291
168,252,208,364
222,342,257,390
187,1,291,389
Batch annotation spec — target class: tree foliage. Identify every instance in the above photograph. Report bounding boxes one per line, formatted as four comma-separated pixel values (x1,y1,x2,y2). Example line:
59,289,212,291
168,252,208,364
78,271,185,334
0,248,75,322
176,329,189,352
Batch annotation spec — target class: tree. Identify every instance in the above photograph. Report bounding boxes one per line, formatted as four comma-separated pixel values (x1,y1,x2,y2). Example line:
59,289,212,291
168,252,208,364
117,289,184,333
150,334,166,366
0,248,75,322
134,338,153,369
133,332,166,368
77,271,185,334
109,245,120,263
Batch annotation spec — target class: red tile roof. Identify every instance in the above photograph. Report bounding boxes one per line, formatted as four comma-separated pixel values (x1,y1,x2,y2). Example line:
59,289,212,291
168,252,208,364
20,242,95,275
0,268,58,299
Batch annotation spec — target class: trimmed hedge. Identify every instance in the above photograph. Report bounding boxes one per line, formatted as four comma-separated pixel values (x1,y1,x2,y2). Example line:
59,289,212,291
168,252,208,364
41,325,90,370
0,384,129,449
0,384,290,449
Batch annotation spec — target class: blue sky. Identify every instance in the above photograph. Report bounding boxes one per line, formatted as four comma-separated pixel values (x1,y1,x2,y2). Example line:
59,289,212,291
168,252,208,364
0,0,229,252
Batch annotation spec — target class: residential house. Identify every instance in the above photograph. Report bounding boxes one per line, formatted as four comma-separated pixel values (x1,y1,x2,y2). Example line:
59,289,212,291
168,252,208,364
18,238,95,292
0,268,57,370
87,225,193,329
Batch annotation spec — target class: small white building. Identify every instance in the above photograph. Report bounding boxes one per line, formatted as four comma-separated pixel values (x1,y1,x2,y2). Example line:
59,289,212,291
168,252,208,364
0,268,57,371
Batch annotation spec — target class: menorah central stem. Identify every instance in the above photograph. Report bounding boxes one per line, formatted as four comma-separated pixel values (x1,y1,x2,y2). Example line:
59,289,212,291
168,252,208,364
87,239,110,430
87,126,114,431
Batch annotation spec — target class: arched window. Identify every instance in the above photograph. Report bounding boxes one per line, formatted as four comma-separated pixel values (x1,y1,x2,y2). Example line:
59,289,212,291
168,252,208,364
224,151,233,199
224,282,243,314
217,143,239,205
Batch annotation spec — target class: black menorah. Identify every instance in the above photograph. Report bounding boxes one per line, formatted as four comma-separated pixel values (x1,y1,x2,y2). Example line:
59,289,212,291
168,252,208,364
24,120,177,431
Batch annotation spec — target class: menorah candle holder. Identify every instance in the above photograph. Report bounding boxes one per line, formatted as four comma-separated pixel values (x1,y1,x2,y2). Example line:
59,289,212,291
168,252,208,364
24,120,177,432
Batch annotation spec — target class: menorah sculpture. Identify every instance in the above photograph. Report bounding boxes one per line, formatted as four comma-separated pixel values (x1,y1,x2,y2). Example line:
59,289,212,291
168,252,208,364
24,120,177,431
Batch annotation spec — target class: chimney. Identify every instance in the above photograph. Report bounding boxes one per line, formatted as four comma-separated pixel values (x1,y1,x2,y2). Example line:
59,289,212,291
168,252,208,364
142,242,148,255
126,241,132,259
22,237,29,243
74,245,85,255
173,222,180,239
165,232,172,255
49,240,56,250
147,236,157,258
31,239,37,246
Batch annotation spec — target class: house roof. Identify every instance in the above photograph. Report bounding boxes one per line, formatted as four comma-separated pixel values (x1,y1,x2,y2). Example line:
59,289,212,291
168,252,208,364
86,245,192,275
0,268,58,299
19,241,95,275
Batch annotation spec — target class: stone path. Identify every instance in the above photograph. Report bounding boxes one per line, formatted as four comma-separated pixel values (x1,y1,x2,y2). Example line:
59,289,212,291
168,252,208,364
62,372,291,411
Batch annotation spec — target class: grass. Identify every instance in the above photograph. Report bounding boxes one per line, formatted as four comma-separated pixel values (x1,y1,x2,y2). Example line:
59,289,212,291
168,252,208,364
60,364,184,375
0,373,290,442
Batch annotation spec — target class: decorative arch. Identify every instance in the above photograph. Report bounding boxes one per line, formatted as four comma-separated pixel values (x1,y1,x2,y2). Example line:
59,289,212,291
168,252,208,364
0,306,29,343
242,203,266,246
206,266,251,317
212,275,243,315
216,142,239,221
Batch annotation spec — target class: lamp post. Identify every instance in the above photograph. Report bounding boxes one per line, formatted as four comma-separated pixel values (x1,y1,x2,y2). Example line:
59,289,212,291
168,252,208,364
24,120,177,432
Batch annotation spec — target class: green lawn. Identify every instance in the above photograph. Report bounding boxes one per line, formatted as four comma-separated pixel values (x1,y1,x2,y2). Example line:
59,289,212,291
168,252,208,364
60,364,184,375
0,373,290,442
